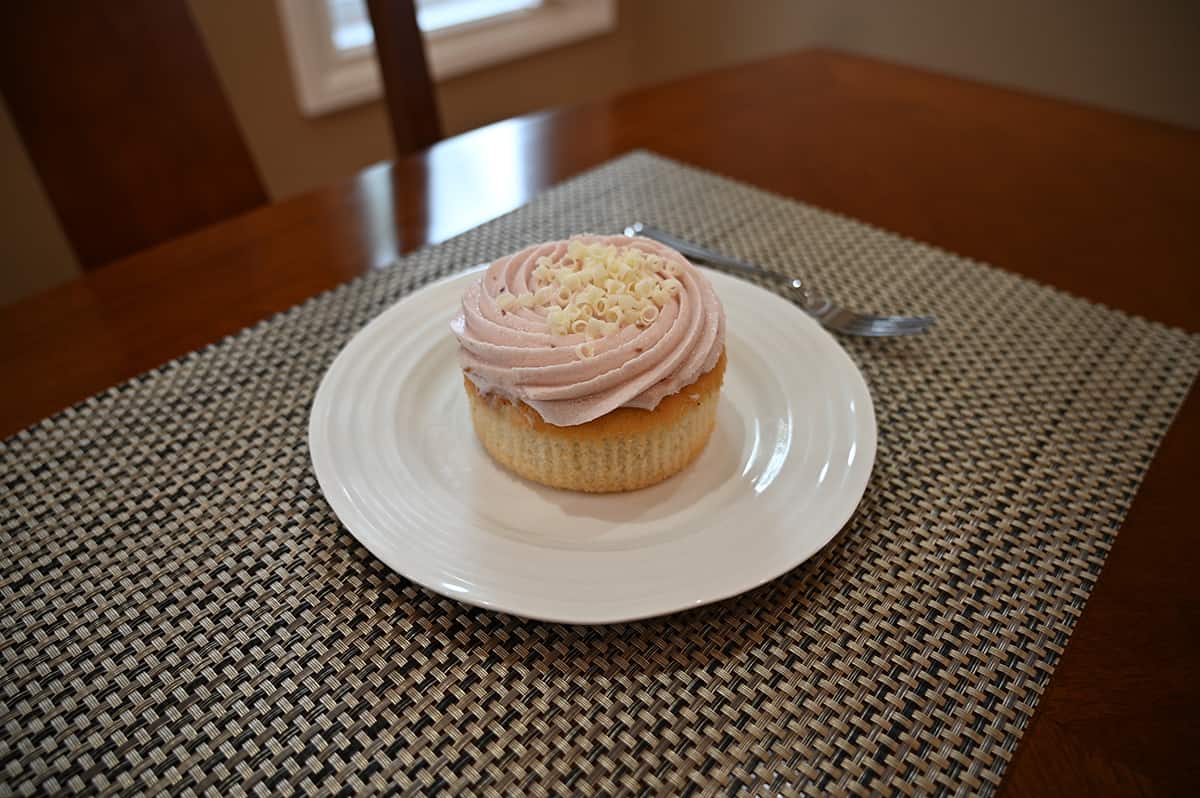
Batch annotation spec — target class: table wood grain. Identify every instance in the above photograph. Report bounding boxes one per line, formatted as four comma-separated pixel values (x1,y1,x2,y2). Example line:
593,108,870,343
2,50,1197,795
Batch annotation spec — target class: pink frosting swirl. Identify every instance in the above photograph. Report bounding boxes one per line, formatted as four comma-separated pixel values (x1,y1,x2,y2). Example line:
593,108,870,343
450,234,725,427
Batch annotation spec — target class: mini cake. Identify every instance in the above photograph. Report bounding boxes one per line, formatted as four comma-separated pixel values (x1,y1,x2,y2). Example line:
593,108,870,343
450,234,726,492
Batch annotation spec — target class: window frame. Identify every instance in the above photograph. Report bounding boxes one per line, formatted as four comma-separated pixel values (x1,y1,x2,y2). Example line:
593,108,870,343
277,0,616,118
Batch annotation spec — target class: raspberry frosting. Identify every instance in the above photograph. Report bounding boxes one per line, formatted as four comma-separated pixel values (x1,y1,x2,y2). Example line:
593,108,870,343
450,234,725,427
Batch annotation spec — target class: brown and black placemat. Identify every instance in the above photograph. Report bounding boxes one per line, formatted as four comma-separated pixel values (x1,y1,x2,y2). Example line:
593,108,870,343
3,152,1198,796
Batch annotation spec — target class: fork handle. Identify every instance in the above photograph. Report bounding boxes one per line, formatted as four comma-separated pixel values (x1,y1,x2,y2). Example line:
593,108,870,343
624,223,812,306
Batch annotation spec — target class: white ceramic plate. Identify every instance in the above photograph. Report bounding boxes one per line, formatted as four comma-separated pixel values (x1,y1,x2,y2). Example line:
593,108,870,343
309,266,876,624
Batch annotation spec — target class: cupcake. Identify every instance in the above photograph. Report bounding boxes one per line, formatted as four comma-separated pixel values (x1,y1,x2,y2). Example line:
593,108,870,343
450,234,726,492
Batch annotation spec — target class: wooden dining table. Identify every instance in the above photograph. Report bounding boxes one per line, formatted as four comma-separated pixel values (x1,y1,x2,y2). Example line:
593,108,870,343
2,49,1197,795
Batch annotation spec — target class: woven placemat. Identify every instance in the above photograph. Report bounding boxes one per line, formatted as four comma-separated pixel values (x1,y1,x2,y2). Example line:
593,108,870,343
3,152,1198,796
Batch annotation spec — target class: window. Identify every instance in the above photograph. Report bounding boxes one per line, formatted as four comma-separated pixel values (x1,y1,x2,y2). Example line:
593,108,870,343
278,0,616,117
416,0,544,35
326,0,374,51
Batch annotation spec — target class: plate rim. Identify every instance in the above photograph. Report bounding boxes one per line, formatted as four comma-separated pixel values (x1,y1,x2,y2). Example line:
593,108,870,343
309,265,876,624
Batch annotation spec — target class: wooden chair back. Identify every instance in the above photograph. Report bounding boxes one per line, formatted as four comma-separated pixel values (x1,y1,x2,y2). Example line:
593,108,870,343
0,0,267,270
366,0,443,154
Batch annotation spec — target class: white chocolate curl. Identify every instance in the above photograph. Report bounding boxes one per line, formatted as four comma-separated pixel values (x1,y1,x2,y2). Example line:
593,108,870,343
450,234,726,427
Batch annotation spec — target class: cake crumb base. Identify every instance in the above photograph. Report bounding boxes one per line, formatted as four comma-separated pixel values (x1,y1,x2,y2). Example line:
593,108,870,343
464,353,725,493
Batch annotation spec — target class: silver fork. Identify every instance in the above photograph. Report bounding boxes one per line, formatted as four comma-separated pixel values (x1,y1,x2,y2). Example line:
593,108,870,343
624,223,935,337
